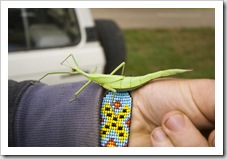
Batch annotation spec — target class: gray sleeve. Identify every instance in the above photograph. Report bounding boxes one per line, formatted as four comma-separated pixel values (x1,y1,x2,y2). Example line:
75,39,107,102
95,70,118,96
14,81,103,147
8,80,34,147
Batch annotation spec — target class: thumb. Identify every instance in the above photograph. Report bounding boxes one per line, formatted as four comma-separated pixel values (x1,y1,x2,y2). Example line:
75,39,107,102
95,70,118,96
162,111,209,147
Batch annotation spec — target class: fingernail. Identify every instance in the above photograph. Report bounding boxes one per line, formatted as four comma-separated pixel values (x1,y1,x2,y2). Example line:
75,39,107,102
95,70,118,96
165,113,185,131
152,128,168,142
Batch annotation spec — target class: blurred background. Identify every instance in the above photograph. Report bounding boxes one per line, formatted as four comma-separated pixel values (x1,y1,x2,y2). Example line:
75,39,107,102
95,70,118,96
8,8,215,84
91,8,215,79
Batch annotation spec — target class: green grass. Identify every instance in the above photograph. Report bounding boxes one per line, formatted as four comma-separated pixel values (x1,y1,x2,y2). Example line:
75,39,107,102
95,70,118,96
123,28,215,79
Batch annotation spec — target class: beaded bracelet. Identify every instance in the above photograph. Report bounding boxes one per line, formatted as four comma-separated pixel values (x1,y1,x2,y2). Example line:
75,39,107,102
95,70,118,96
100,91,132,147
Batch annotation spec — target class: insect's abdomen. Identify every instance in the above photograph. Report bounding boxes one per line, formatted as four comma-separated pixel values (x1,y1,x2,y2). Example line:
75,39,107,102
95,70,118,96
109,69,190,91
110,76,149,91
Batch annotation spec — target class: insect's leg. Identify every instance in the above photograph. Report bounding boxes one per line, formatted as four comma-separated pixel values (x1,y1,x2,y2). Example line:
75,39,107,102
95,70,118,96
31,72,75,84
110,62,125,75
80,67,96,85
102,84,117,105
61,54,79,68
69,80,92,102
61,54,72,65
102,84,116,94
111,92,117,106
92,67,97,74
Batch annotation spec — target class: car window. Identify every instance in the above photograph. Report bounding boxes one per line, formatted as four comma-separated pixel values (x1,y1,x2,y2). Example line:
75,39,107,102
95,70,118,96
8,8,81,52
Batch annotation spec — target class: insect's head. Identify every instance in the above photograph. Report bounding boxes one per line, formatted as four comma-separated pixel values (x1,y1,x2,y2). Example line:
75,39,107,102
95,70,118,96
60,54,89,77
70,65,89,77
72,68,77,72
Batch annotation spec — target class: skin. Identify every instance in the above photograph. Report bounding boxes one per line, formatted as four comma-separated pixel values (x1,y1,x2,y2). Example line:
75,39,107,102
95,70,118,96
128,78,215,147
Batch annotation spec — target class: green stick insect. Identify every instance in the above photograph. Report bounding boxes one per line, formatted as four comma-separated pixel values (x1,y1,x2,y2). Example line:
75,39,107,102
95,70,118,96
33,54,191,102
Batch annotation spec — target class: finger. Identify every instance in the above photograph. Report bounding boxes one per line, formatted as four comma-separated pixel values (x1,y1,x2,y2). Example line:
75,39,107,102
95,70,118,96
141,79,215,129
187,79,215,127
162,111,209,147
208,130,215,147
150,127,174,147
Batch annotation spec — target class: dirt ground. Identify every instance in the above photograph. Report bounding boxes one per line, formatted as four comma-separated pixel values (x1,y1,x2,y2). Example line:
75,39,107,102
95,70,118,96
91,9,215,29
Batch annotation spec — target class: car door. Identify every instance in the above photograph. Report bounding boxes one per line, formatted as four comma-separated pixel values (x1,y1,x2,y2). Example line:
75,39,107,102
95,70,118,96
8,8,106,84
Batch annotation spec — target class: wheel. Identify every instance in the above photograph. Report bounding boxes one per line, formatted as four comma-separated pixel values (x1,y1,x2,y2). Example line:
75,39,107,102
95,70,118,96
95,20,126,74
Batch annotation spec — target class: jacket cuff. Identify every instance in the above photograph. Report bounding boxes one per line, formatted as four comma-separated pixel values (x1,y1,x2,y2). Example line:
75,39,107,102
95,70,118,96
8,80,34,146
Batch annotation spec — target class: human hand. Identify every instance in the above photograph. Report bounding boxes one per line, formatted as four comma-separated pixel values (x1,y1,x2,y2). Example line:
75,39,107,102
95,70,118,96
129,78,214,147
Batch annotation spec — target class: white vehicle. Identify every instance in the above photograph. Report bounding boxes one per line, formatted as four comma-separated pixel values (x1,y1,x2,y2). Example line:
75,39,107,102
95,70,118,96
8,8,125,84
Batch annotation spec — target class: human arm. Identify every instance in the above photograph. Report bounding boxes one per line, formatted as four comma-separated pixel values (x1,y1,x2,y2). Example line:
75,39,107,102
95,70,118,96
8,78,215,147
8,80,103,147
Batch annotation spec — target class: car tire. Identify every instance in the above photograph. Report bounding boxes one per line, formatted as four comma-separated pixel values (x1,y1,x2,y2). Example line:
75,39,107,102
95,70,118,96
95,19,126,74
